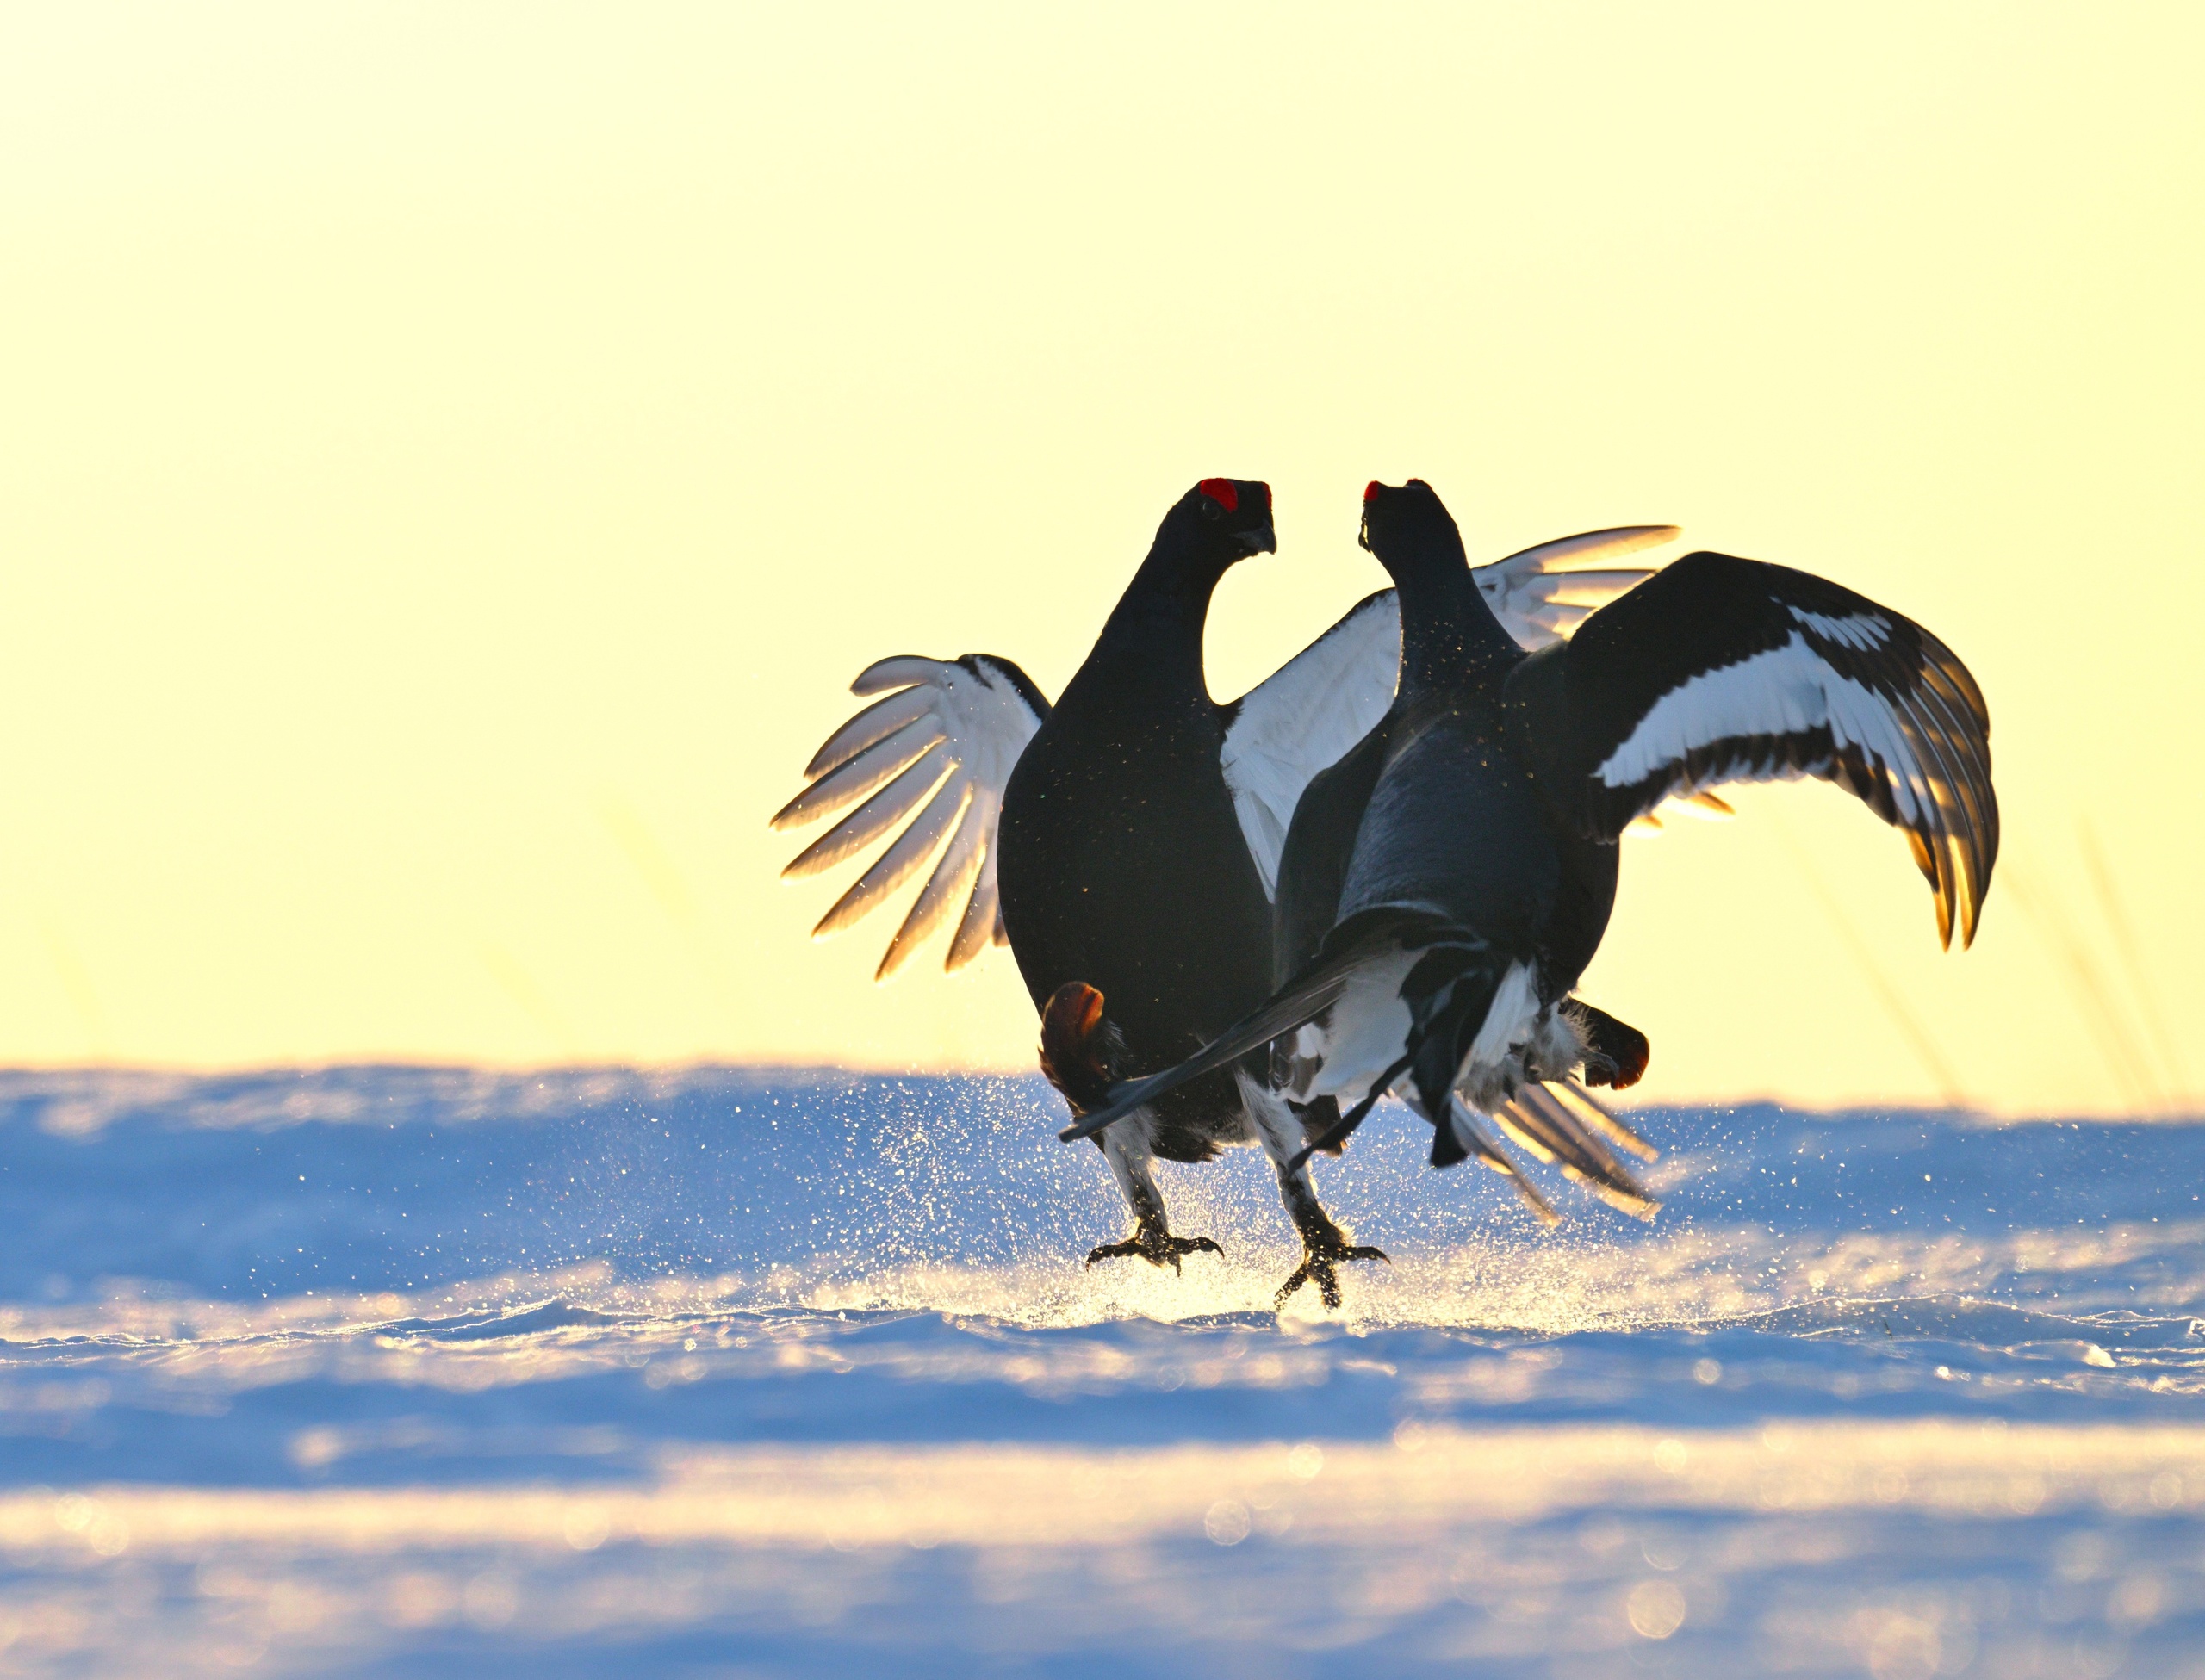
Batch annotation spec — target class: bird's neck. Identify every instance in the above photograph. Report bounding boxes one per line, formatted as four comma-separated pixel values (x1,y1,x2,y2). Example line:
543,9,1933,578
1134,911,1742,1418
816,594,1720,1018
1083,543,1229,704
1393,563,1519,697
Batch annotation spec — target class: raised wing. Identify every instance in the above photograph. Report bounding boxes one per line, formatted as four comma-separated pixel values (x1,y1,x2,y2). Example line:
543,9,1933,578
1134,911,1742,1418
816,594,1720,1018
1477,524,1680,649
1219,592,1399,899
1218,525,1680,899
773,654,1049,978
1504,552,1997,948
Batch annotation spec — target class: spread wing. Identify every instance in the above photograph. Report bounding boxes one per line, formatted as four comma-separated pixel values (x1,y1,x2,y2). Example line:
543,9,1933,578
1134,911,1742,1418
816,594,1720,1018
773,654,1049,978
1220,525,1680,899
1504,552,1997,948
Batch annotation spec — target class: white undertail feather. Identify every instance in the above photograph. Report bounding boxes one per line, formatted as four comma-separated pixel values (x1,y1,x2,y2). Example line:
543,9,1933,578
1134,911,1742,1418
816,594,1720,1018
811,778,971,939
777,727,950,842
1280,938,1658,1223
1285,948,1424,1112
786,748,956,880
1456,963,1546,1112
877,786,985,979
775,527,1682,966
802,684,939,781
1442,975,1660,1220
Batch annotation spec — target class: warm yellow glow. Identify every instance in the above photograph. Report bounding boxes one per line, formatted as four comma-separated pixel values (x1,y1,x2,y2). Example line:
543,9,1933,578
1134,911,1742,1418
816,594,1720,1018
11,1421,2202,1556
1,6,2200,1111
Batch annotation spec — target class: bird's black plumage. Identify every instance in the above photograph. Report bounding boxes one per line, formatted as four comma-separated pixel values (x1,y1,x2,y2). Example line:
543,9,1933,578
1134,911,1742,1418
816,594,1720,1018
993,480,1427,1298
997,481,1281,1163
779,480,1679,1302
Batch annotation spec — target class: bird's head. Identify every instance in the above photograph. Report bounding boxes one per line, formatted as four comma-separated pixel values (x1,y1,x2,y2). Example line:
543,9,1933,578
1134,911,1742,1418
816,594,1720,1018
1357,478,1466,581
1158,477,1276,569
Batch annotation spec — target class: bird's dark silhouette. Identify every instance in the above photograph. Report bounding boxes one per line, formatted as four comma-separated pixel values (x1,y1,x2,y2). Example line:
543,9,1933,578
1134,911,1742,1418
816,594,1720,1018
778,479,1675,1303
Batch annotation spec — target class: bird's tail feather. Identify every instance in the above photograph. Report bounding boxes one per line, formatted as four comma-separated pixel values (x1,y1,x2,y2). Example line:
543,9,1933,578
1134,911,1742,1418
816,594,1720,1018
1445,1099,1560,1225
1491,1079,1659,1220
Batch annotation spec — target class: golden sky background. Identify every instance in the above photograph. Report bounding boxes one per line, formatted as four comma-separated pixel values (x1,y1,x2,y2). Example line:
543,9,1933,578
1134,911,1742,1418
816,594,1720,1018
2,5,2199,1113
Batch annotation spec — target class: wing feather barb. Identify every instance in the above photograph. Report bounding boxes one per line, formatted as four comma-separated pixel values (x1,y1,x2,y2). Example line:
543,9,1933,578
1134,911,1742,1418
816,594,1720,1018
773,716,947,832
874,787,984,980
780,744,952,878
1219,592,1402,900
1218,524,1682,899
1488,525,1682,572
1531,570,1672,606
804,685,937,779
812,771,971,939
1476,525,1680,652
777,656,1047,974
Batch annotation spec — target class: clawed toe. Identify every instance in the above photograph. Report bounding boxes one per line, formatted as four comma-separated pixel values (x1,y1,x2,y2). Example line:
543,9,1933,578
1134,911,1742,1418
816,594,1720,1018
1273,1257,1325,1309
1086,1231,1225,1272
1274,1241,1389,1311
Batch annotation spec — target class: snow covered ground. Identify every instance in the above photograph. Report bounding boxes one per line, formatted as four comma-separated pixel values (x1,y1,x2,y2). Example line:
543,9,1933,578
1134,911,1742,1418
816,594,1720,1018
0,1066,2201,1677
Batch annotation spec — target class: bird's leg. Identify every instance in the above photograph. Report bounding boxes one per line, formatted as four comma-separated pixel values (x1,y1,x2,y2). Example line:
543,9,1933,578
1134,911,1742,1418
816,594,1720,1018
1043,983,1222,1272
1238,1074,1388,1311
1271,1179,1390,1311
1085,1125,1223,1273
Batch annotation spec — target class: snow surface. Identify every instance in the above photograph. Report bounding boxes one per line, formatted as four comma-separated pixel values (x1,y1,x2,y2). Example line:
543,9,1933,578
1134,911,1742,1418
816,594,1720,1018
1,1066,2202,1677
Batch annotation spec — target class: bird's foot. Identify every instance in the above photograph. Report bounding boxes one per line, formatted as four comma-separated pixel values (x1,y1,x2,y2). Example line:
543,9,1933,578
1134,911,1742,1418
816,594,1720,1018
1275,1238,1389,1311
1085,1227,1225,1274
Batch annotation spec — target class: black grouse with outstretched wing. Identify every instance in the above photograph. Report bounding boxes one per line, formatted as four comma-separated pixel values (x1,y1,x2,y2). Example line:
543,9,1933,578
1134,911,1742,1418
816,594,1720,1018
1063,482,1996,1244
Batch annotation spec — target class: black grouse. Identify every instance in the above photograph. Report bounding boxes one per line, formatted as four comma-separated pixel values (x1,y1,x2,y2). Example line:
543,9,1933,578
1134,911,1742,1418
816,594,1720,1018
776,479,1677,1301
1066,479,1997,1217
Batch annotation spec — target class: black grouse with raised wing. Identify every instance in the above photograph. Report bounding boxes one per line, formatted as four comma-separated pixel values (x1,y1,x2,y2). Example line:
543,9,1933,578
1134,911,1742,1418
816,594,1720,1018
1066,479,1996,1228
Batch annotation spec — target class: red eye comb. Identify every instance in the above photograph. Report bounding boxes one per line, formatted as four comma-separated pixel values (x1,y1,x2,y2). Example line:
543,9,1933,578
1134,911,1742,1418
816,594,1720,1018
1196,478,1239,511
1363,480,1383,504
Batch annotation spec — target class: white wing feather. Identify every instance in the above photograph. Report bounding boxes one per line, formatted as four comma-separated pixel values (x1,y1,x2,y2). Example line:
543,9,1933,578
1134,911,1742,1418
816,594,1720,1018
1220,593,1401,900
774,655,1045,978
1476,525,1681,651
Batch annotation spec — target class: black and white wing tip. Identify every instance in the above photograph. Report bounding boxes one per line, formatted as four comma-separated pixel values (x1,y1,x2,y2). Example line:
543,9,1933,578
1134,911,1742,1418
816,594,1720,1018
1514,552,1997,949
1475,524,1682,651
773,654,1047,979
